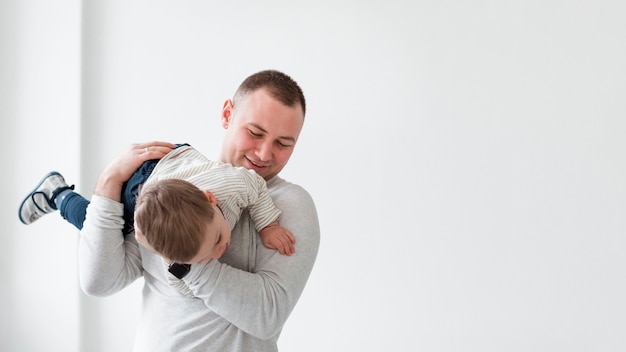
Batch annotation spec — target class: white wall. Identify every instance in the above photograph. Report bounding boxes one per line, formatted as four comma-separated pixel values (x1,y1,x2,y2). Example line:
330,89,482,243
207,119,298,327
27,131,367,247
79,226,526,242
2,1,625,351
2,1,81,351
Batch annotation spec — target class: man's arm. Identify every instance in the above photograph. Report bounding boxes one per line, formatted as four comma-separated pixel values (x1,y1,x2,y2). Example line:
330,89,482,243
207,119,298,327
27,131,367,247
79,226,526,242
78,196,143,296
78,142,176,296
183,182,320,339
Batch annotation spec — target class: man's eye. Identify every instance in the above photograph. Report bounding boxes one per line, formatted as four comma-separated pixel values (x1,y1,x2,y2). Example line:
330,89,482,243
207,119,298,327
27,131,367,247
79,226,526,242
248,130,262,137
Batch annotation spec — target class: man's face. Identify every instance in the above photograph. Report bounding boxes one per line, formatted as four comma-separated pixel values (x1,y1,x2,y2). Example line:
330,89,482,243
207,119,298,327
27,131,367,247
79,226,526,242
219,89,304,180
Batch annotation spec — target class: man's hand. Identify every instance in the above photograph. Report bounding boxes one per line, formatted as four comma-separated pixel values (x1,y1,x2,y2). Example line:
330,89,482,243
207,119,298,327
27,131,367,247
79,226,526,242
95,141,176,201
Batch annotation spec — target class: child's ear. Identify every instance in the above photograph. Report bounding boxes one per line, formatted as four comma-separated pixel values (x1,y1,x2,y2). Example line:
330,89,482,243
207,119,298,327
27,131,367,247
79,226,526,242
204,190,217,205
134,227,146,244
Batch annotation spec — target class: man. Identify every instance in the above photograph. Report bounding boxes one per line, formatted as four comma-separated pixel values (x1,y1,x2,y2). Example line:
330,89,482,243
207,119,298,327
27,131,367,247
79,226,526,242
79,70,320,351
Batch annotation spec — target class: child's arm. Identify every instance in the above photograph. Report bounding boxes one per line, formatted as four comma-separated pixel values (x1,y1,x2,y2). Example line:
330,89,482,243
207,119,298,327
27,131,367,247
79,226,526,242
259,221,296,255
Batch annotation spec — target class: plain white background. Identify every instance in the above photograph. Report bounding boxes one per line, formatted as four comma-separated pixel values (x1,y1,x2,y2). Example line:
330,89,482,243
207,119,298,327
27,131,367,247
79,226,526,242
2,1,625,351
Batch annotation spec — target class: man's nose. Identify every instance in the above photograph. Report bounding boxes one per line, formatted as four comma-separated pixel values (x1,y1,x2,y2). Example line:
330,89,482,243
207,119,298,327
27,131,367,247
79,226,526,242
256,141,273,161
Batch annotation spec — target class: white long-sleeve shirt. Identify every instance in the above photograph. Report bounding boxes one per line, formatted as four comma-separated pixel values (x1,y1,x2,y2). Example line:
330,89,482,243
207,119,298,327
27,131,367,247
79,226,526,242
78,151,320,352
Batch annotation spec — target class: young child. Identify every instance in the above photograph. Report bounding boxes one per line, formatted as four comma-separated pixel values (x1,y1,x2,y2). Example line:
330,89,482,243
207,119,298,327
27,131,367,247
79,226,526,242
133,178,232,264
18,144,296,283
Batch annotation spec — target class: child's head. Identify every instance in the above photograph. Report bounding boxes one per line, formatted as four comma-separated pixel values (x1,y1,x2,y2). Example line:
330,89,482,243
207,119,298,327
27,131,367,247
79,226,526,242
134,178,231,263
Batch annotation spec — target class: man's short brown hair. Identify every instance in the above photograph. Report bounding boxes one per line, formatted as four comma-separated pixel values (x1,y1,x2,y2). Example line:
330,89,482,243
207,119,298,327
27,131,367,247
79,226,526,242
233,69,306,117
134,178,215,262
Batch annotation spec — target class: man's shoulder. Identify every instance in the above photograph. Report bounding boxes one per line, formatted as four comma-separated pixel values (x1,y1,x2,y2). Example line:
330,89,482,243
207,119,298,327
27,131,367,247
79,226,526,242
266,176,316,211
267,176,309,196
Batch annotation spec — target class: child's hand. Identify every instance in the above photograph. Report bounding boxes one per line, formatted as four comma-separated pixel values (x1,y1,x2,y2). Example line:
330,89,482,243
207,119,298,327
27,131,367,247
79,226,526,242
260,223,296,255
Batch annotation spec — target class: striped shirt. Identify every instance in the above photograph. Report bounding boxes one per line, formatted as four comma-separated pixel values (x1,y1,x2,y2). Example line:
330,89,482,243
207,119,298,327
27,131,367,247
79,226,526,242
143,145,281,232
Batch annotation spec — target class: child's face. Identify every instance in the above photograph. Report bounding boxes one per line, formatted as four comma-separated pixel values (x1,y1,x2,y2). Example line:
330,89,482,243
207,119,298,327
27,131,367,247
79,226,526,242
186,204,231,264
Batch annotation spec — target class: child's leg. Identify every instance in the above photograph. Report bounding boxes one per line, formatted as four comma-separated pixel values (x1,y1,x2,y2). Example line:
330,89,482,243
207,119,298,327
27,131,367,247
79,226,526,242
55,158,160,234
58,192,90,230
56,157,162,233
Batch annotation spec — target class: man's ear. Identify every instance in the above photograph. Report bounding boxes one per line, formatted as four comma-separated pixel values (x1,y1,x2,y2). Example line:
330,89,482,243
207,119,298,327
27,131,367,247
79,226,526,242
204,190,217,205
221,99,234,128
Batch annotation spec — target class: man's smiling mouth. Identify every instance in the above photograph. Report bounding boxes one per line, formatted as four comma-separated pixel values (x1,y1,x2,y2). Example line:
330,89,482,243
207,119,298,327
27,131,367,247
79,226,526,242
246,156,268,169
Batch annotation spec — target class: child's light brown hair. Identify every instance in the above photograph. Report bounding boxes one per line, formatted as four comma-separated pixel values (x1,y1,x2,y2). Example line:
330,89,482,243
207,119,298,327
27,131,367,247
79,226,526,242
134,178,215,262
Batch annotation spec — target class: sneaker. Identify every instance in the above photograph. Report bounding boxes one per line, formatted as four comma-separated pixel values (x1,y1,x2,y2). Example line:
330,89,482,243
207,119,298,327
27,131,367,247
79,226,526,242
18,171,74,225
